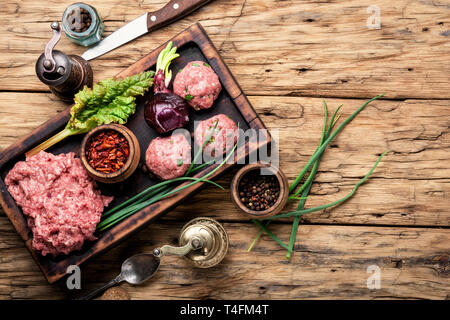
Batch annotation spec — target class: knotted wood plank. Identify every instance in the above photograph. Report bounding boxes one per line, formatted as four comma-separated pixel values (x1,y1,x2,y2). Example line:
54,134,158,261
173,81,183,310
1,92,448,227
1,0,449,98
0,218,448,299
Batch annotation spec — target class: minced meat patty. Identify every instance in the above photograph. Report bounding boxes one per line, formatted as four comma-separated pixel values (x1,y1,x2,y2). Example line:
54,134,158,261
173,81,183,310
173,61,222,110
145,133,191,180
5,151,113,257
194,114,238,158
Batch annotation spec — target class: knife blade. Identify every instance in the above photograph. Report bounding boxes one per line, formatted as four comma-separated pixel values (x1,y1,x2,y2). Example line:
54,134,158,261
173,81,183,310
82,0,212,61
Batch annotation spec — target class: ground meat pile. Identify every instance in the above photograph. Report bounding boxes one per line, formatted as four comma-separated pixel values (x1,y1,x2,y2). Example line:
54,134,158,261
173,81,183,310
5,151,113,256
145,133,191,180
173,60,222,110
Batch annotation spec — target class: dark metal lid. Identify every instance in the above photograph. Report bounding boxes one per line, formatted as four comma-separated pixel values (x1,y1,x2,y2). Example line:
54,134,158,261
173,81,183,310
35,50,71,86
35,22,72,86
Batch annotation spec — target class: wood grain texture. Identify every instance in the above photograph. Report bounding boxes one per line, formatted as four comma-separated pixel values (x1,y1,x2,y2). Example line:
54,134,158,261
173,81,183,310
1,0,449,98
1,0,449,300
0,23,270,284
1,93,448,227
0,218,448,299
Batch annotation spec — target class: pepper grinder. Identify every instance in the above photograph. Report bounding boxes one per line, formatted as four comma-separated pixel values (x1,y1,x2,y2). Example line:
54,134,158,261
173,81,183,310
35,22,93,102
154,217,229,268
78,218,229,300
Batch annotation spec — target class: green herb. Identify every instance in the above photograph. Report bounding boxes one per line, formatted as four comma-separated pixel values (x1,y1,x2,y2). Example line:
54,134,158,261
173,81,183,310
97,119,236,231
251,220,289,250
288,94,385,193
98,177,225,230
270,151,388,220
185,119,219,176
177,159,183,167
25,71,154,157
289,102,340,199
287,196,309,201
192,63,200,67
248,102,336,253
97,143,237,231
185,94,194,101
101,184,172,218
248,95,388,258
203,62,210,68
285,102,341,259
156,41,179,87
190,159,215,173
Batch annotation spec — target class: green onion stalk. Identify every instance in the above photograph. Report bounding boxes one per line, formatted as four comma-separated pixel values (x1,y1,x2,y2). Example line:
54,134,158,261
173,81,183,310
185,119,219,177
248,100,339,253
153,41,179,93
97,144,237,231
285,101,341,259
96,122,237,232
248,94,389,258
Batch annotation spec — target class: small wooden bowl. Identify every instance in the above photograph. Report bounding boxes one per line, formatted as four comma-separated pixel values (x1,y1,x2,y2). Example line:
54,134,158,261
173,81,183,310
80,124,140,184
230,163,289,219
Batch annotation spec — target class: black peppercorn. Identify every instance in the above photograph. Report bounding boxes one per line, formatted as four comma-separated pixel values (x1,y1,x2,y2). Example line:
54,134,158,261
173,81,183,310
68,8,92,33
238,170,280,211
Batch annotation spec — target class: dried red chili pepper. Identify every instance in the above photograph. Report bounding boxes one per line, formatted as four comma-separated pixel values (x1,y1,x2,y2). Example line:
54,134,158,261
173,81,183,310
86,130,129,174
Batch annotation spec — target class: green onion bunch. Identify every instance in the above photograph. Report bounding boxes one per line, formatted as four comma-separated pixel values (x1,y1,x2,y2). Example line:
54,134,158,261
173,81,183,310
97,119,235,232
248,94,389,259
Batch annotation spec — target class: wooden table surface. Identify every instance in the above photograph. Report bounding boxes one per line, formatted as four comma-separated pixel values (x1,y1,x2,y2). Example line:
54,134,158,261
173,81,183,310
0,0,449,300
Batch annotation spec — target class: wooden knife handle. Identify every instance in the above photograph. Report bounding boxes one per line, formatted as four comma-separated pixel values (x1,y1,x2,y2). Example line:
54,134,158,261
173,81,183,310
147,0,212,31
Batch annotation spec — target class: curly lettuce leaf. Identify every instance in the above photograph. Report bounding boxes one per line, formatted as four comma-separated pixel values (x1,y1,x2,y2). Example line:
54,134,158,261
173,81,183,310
25,71,154,158
67,71,154,132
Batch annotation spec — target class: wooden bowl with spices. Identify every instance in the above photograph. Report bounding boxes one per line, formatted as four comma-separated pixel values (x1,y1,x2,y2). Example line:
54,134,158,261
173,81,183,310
230,163,289,219
80,124,140,184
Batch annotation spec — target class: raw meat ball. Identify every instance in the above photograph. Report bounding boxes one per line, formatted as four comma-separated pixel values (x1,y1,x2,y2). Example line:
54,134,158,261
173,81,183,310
194,114,238,158
173,61,222,110
145,133,191,180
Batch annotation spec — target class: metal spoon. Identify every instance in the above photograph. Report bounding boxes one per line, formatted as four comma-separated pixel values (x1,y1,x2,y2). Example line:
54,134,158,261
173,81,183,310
77,218,226,300
78,253,160,300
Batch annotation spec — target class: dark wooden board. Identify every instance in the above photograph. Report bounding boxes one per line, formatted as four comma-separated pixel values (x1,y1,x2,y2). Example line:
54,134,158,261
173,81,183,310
0,23,270,283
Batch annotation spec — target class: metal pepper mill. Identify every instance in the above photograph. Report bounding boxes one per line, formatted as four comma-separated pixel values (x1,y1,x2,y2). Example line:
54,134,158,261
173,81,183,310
35,22,93,102
154,217,229,268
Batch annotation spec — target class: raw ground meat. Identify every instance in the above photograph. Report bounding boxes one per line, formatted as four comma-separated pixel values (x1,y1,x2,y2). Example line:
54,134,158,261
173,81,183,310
145,133,191,180
173,61,222,110
5,151,113,257
194,114,238,158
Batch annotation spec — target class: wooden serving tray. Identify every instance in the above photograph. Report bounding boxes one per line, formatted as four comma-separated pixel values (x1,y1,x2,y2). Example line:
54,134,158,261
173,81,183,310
0,23,270,283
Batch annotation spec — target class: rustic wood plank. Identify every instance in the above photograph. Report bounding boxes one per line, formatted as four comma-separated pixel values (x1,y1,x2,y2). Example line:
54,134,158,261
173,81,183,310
1,0,449,98
0,92,448,227
0,24,271,284
1,0,449,299
0,218,448,299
